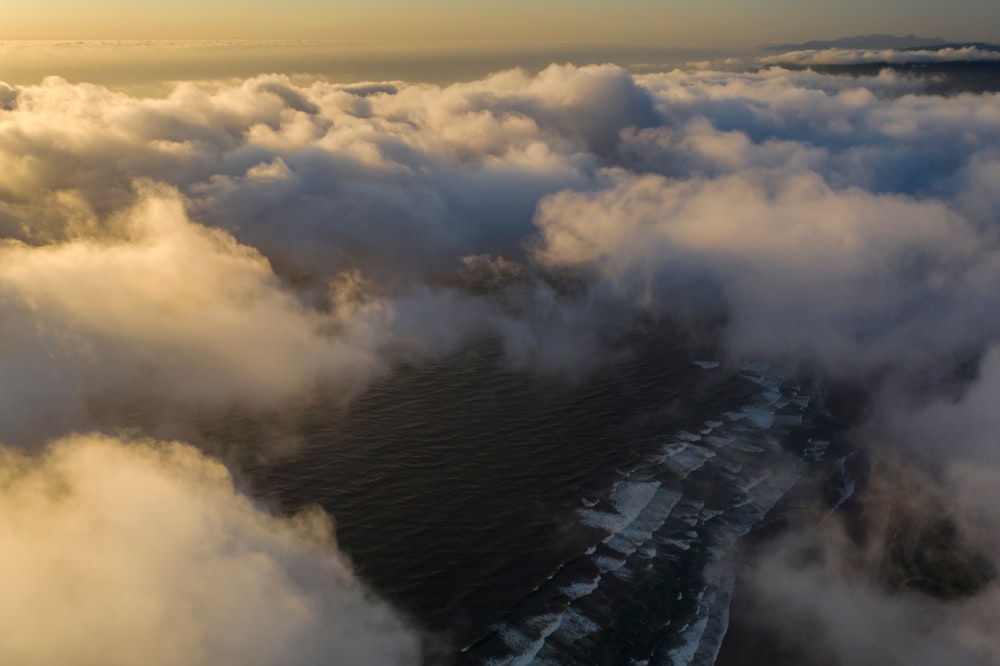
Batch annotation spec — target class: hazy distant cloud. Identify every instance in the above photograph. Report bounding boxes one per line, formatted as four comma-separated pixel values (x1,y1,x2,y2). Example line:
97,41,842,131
760,46,1000,66
636,68,1000,192
0,434,420,666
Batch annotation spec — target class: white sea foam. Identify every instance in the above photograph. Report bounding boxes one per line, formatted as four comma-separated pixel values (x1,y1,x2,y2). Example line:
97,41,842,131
829,452,859,511
593,554,627,572
555,609,602,642
702,434,731,448
741,363,783,386
741,406,775,428
491,360,816,665
661,444,716,477
698,507,724,522
660,536,693,551
727,462,747,477
562,577,600,600
667,615,709,665
735,470,772,494
762,388,783,405
648,440,689,465
580,481,661,533
605,487,683,557
803,439,830,461
487,614,564,666
691,565,737,666
788,395,812,408
724,439,766,454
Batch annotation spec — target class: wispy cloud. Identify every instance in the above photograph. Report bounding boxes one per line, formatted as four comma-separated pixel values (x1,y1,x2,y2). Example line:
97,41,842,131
760,46,1000,66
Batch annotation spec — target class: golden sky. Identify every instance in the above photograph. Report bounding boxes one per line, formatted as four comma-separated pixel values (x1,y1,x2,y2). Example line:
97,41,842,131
4,0,999,47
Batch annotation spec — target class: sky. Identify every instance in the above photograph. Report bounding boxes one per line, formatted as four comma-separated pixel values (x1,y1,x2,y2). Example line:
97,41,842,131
3,0,1000,46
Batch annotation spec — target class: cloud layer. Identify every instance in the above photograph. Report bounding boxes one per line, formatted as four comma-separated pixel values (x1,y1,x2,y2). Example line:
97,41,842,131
760,46,1000,66
4,60,1000,662
0,187,396,443
0,434,420,666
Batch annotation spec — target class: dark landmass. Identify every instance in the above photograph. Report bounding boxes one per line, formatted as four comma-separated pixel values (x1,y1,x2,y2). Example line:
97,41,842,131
716,384,995,666
764,34,947,52
716,380,865,666
716,587,836,666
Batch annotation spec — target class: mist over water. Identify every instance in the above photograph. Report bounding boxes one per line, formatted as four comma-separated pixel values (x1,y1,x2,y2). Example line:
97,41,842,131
0,40,748,93
3,42,1000,664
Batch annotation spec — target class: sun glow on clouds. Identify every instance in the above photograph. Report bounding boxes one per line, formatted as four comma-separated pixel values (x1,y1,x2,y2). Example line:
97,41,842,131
0,434,419,666
4,55,1000,662
760,46,1000,65
0,186,399,444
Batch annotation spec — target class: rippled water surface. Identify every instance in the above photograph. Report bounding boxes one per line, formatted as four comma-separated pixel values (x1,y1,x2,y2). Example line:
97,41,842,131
240,330,834,664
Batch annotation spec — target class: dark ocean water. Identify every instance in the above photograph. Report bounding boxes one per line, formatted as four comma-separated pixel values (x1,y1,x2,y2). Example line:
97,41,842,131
237,327,837,665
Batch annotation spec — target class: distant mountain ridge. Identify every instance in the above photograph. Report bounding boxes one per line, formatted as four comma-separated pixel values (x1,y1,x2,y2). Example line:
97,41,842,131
764,34,948,51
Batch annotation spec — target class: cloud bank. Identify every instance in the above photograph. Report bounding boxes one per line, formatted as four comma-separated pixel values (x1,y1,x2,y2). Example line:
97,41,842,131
0,434,419,666
0,186,395,443
760,46,1000,66
4,60,1000,662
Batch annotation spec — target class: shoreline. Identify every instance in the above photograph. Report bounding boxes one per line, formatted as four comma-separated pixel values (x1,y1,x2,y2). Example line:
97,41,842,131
714,381,868,666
